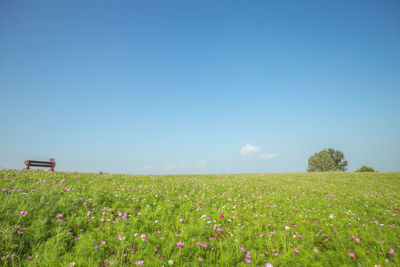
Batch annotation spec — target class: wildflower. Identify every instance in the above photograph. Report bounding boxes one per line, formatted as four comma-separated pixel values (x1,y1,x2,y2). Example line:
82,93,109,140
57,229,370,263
168,260,173,265
20,211,28,216
314,248,319,254
297,234,303,239
27,256,33,259
154,247,158,252
155,219,159,223
294,248,299,254
245,252,251,258
56,213,63,218
196,242,207,247
74,237,80,241
141,234,146,242
138,212,142,216
348,253,355,259
220,215,225,219
389,248,394,255
134,233,139,237
176,241,184,247
266,264,273,267
245,259,251,264
285,226,290,230
239,246,245,252
136,260,144,266
179,218,183,223
70,262,76,267
100,240,106,245
83,202,88,206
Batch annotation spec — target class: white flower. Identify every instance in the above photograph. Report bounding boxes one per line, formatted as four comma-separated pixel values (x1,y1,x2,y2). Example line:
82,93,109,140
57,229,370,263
168,260,173,265
285,226,290,230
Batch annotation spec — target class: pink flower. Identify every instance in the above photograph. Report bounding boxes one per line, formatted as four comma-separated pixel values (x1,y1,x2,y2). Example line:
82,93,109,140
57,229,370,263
245,252,251,258
56,213,63,218
20,211,28,216
266,264,273,267
83,202,88,206
297,234,303,239
294,248,299,254
141,234,146,242
100,240,106,245
239,246,245,252
220,215,225,219
244,259,251,264
74,237,80,241
314,248,319,254
179,218,183,223
176,241,184,247
136,260,144,266
138,212,142,216
389,248,394,255
196,242,207,248
348,253,355,259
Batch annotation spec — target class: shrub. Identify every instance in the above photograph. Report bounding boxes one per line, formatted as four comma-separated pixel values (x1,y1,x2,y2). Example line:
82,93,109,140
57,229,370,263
356,165,375,172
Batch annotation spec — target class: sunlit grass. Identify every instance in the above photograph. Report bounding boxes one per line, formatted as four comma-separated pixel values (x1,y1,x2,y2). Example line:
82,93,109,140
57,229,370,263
0,170,399,266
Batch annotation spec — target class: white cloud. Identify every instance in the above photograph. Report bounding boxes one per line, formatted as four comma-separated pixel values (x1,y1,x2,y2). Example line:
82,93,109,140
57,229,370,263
258,153,276,160
165,163,177,170
165,160,206,171
142,165,154,170
240,144,261,155
193,160,206,167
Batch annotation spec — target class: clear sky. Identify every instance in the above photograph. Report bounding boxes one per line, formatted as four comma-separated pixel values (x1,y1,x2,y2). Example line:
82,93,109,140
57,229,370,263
1,0,399,174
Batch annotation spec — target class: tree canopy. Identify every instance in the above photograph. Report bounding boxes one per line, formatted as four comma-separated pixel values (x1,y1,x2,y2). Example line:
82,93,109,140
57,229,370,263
307,148,348,172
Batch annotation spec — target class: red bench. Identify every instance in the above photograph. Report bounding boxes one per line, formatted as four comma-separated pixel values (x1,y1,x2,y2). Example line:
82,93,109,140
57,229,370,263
25,160,56,171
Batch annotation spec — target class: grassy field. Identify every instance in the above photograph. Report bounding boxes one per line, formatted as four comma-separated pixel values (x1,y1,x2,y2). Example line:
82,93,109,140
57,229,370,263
0,170,399,266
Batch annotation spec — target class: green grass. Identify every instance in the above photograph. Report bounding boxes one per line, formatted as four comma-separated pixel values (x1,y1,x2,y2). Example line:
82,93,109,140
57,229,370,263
0,170,399,266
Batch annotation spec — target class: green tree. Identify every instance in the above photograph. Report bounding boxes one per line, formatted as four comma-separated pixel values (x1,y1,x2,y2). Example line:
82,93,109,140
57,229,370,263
307,148,348,172
355,165,375,172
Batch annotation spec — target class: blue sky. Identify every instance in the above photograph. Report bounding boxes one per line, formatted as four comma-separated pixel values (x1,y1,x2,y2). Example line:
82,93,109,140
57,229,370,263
1,0,399,174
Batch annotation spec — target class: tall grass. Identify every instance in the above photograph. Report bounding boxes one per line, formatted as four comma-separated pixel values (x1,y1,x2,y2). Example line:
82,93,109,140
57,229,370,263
0,170,399,266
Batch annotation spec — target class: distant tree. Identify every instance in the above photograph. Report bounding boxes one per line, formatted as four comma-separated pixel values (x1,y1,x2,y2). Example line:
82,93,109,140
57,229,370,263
355,166,375,172
307,148,348,172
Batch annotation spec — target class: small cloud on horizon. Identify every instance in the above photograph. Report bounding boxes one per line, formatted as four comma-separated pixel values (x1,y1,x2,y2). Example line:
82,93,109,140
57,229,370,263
143,160,207,173
258,153,276,160
240,144,261,155
193,159,206,167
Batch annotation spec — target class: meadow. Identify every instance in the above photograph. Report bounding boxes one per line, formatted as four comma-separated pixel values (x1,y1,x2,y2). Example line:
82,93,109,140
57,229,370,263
0,170,399,266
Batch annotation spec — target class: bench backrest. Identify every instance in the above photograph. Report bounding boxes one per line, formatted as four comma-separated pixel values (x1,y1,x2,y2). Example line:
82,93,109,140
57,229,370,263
25,160,55,170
